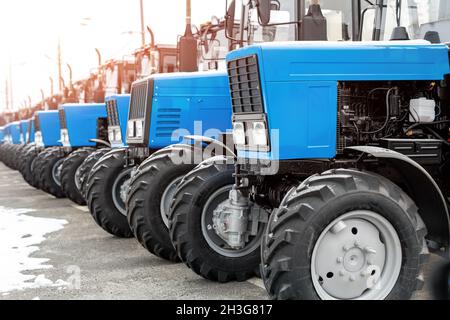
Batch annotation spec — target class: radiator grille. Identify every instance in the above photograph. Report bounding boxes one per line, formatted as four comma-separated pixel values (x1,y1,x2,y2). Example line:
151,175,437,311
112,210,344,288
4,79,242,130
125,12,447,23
129,79,149,120
34,116,41,131
59,109,67,129
227,55,264,114
106,99,120,126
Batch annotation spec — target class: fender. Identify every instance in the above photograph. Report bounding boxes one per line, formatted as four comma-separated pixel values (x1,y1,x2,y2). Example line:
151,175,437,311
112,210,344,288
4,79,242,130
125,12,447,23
183,135,236,158
348,146,450,254
89,139,111,148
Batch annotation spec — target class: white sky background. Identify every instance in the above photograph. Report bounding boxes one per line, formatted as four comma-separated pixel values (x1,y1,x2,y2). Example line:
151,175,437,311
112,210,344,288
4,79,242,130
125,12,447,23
0,0,226,111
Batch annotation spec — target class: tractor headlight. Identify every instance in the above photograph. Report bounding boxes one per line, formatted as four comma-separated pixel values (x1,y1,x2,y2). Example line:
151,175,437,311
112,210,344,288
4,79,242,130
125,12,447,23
35,131,43,146
233,122,246,146
60,129,70,145
108,129,115,142
115,130,122,142
135,121,143,138
251,122,268,146
127,121,135,138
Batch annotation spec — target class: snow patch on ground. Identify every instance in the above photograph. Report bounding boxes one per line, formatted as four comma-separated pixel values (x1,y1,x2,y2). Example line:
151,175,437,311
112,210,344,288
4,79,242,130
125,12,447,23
0,206,68,293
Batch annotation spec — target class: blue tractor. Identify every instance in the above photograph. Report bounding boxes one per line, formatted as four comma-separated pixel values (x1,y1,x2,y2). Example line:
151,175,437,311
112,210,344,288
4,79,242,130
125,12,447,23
1,121,22,170
76,94,131,199
32,103,108,202
168,0,450,299
23,111,63,190
86,18,235,261
75,36,180,202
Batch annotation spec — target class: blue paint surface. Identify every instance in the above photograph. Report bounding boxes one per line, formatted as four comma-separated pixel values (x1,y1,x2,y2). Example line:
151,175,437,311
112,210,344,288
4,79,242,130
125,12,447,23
36,111,62,147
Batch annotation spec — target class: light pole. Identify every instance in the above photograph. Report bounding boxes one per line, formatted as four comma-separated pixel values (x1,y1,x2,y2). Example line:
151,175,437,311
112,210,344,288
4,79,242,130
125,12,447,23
140,0,146,46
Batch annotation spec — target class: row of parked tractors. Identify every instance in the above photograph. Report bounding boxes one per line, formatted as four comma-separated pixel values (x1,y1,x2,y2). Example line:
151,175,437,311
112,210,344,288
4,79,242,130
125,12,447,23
1,0,450,300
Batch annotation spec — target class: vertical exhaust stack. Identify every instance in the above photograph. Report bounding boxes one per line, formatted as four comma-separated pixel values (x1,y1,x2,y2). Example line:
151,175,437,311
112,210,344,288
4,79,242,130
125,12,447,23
301,0,328,41
179,0,198,72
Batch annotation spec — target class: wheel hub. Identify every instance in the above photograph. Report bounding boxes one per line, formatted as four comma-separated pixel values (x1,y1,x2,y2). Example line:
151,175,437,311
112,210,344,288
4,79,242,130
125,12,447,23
112,168,134,216
52,159,65,187
160,176,184,228
311,211,402,300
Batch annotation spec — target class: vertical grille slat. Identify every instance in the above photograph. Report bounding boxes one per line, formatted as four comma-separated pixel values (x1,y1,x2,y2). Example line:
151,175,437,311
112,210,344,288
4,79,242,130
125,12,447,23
227,55,264,114
129,79,149,120
106,100,120,126
59,109,67,129
34,117,41,132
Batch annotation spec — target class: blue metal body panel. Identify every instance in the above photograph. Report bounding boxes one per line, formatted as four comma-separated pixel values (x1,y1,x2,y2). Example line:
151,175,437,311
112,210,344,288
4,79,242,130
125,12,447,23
10,121,21,145
106,94,130,148
36,111,62,147
226,41,450,160
28,119,35,143
147,71,232,148
60,103,107,148
20,120,29,144
0,127,5,143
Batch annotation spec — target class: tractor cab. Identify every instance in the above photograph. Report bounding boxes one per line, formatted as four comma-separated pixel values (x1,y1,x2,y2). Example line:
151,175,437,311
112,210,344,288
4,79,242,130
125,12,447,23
135,43,178,79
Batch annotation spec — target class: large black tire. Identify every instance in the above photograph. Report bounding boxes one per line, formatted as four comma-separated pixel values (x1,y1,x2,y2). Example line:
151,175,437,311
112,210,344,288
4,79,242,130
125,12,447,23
34,147,69,198
127,146,197,262
169,157,262,283
87,148,134,238
60,147,95,205
4,144,19,170
19,145,41,188
77,148,111,200
262,169,429,300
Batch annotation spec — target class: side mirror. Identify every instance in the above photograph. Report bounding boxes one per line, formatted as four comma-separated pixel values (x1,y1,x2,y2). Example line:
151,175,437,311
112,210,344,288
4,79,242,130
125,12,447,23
257,0,272,26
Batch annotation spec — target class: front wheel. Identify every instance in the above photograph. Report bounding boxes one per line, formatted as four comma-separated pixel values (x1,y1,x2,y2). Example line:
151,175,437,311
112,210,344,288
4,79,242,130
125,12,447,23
34,147,69,198
127,146,197,262
60,147,95,205
169,158,263,283
262,169,428,300
86,148,134,238
77,148,111,200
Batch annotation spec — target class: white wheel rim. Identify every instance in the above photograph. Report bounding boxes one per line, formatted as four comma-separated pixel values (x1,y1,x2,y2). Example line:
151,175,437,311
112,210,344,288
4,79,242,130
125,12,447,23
112,168,133,216
52,158,65,187
160,176,184,228
311,210,402,300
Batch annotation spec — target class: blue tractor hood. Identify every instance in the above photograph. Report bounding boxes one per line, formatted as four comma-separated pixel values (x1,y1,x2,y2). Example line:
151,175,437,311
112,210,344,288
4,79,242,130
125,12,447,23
105,94,130,148
226,41,450,161
0,127,5,143
127,70,232,149
9,121,21,145
35,111,62,148
59,103,107,148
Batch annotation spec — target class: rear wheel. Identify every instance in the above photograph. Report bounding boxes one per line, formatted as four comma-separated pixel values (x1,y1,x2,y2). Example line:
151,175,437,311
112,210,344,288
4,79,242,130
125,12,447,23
262,169,428,300
87,148,134,238
35,147,69,198
61,147,95,205
169,158,262,282
127,146,197,262
77,148,111,199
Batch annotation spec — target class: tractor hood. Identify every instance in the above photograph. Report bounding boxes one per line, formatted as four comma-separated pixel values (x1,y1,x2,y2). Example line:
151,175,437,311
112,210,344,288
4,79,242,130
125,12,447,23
127,70,232,149
227,41,450,83
59,103,107,148
35,111,62,148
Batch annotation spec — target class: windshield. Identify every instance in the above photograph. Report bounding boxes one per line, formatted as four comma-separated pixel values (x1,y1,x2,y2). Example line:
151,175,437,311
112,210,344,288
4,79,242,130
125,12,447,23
245,0,360,43
381,0,450,41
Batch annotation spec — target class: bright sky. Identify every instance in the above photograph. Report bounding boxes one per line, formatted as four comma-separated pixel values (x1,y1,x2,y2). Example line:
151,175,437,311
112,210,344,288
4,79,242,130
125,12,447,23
0,0,225,111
